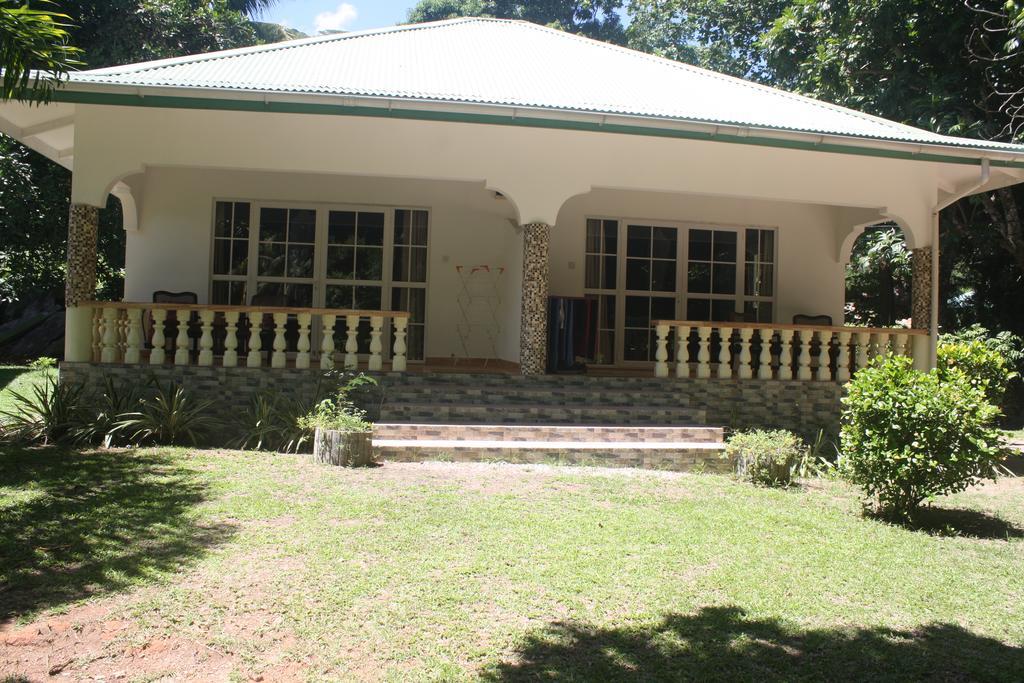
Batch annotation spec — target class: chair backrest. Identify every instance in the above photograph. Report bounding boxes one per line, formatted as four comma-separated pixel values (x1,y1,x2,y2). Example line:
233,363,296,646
792,314,833,327
250,291,288,308
152,290,198,304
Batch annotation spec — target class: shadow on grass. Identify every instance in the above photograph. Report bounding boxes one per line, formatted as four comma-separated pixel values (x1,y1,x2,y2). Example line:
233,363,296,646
0,446,235,622
483,606,1024,682
903,505,1024,540
0,366,32,393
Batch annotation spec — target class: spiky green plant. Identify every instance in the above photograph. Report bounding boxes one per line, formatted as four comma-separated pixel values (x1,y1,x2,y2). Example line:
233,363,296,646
113,381,218,446
76,376,142,447
0,375,86,445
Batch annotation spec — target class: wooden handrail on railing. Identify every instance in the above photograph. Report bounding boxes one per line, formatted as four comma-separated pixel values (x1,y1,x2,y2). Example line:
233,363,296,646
652,320,931,381
81,301,412,371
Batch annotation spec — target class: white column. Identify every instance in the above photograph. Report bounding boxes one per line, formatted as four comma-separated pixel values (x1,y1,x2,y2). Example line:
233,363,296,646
716,327,732,378
796,331,812,381
295,312,312,369
198,309,215,367
695,326,711,379
344,314,359,370
392,316,409,372
912,334,931,371
368,315,384,371
320,314,336,370
223,311,240,367
246,313,262,368
100,307,119,364
150,309,167,365
271,312,288,368
654,323,670,378
757,329,773,380
836,331,852,382
737,328,753,379
124,308,142,364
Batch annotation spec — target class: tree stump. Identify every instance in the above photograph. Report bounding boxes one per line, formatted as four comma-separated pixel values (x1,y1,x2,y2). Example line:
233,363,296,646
313,428,374,466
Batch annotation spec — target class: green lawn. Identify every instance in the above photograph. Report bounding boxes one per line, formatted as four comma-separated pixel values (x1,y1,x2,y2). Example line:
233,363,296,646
1,447,1022,681
0,365,50,414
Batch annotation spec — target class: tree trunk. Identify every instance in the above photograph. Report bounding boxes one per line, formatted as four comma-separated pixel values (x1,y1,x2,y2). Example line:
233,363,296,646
313,428,374,466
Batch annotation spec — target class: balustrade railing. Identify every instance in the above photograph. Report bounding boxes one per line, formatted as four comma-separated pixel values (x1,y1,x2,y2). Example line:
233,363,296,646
81,301,412,371
652,320,930,381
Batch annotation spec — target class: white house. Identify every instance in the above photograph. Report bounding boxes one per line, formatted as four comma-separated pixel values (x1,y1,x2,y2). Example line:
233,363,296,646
2,18,1023,462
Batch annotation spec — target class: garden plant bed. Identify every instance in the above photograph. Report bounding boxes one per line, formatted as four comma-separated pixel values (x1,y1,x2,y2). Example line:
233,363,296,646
1,447,1023,681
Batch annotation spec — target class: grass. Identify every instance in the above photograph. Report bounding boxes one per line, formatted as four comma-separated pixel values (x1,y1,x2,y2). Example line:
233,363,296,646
1,447,1022,680
0,364,50,414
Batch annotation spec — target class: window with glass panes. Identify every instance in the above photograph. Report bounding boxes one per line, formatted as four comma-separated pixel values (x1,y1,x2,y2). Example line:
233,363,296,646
211,202,250,305
391,209,428,361
685,229,739,322
209,200,429,362
624,225,678,361
583,218,617,364
743,229,775,322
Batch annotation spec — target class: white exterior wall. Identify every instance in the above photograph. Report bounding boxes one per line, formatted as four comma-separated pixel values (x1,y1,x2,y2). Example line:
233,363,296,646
125,167,524,362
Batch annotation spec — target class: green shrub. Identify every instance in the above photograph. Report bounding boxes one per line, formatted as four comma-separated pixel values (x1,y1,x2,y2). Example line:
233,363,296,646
233,391,317,454
113,381,218,446
0,375,87,445
298,374,377,434
28,356,57,371
75,376,142,447
839,355,1004,520
725,429,806,487
937,339,1014,405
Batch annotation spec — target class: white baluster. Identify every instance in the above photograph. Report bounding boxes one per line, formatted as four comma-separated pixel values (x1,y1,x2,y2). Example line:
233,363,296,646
778,329,795,380
894,332,909,358
197,309,215,367
654,323,670,378
246,313,262,367
271,312,288,368
344,314,359,370
757,329,773,380
117,313,128,360
738,327,754,379
392,316,409,372
174,309,191,366
836,331,852,382
295,312,312,369
876,332,891,358
716,327,732,378
854,332,868,373
91,308,103,362
368,315,384,371
150,309,167,365
320,314,336,370
223,311,239,367
696,326,711,379
124,308,142,364
817,332,835,381
100,307,119,363
675,326,690,378
796,331,813,380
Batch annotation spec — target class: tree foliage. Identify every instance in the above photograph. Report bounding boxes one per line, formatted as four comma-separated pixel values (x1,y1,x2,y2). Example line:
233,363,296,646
0,0,82,103
845,225,912,327
407,0,626,43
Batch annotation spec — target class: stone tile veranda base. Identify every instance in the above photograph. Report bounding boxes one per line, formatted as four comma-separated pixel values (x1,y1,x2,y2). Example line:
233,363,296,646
911,246,932,330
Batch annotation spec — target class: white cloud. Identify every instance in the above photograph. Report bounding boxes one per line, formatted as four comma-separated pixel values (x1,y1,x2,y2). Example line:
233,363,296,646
314,3,358,32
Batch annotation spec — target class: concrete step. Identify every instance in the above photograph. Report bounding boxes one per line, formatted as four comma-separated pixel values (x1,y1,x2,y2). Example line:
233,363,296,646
378,402,706,426
372,440,730,473
373,423,724,443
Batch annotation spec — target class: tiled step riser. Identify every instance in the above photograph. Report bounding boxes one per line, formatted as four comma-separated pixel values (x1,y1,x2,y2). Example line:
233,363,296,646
373,423,723,443
383,389,698,407
375,446,733,473
380,405,706,425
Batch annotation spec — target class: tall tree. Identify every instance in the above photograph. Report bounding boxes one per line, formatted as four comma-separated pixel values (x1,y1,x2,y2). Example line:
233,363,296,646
407,0,626,44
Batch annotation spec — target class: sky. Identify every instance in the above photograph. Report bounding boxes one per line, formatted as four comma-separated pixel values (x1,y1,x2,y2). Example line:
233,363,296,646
259,0,412,36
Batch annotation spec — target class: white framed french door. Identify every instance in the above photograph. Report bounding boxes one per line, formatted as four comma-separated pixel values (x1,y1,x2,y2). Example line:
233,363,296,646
583,216,777,367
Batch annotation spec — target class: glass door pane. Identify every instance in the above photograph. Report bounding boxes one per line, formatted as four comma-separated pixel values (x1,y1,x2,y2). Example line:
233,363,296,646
623,224,678,361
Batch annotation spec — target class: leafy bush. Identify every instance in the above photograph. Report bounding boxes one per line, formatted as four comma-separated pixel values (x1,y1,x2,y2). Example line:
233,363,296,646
0,375,87,445
941,324,1024,423
725,429,806,487
298,374,377,434
75,377,142,447
28,356,57,371
937,339,1015,405
839,355,1005,520
113,381,217,446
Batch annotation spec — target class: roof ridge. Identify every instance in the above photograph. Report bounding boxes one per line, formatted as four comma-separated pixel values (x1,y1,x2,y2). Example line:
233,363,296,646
511,21,928,137
80,17,490,76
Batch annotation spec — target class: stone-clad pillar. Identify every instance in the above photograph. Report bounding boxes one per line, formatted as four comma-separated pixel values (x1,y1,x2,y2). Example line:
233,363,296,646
64,204,100,362
911,246,932,331
519,222,550,375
